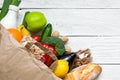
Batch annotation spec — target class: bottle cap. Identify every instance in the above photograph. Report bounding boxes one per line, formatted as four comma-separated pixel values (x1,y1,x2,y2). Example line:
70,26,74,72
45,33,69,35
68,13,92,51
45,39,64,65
9,5,19,12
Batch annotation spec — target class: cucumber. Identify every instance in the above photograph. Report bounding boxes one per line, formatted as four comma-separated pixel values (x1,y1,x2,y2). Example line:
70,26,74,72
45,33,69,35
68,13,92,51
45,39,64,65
41,23,52,40
42,36,65,56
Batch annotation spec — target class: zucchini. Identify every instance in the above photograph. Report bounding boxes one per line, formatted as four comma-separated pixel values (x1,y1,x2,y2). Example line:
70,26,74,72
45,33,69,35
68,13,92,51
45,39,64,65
42,36,65,56
41,23,52,40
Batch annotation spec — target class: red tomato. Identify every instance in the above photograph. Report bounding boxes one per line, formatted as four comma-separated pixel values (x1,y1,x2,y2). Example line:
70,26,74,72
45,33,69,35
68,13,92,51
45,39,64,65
32,35,41,42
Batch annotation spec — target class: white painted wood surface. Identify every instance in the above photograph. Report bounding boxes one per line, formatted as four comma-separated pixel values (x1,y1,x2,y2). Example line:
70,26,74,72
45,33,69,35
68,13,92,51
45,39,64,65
1,0,120,79
20,9,120,36
1,0,120,8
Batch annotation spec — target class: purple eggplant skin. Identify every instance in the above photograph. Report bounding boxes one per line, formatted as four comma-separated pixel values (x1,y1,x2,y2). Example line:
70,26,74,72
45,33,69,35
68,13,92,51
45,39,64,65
58,52,76,66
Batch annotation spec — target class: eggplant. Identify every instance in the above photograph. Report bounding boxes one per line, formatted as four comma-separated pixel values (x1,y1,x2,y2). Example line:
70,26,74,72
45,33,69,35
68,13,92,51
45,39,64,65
58,52,76,67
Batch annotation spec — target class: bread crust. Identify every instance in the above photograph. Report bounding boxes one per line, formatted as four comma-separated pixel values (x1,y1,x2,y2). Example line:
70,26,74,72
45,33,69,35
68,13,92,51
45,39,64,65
64,63,102,80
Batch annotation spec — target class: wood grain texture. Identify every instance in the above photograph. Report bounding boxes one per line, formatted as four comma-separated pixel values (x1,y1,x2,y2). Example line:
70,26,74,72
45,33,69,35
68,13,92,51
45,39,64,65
19,9,120,35
97,65,120,80
1,0,120,8
68,37,120,64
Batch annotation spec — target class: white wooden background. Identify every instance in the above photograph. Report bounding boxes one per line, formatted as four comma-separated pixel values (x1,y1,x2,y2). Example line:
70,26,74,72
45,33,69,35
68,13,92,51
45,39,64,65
1,0,120,79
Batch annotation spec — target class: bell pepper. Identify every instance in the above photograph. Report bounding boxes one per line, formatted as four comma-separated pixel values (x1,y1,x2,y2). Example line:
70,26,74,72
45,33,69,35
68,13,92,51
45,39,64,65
41,42,57,66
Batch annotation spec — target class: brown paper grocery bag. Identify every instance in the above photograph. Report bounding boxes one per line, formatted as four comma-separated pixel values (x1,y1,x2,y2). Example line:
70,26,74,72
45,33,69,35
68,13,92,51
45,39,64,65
0,24,61,80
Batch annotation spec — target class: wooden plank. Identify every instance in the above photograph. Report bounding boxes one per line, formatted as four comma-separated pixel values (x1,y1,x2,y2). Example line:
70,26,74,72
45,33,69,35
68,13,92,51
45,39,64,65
66,37,120,64
0,0,3,8
97,65,120,80
1,0,120,8
19,9,120,35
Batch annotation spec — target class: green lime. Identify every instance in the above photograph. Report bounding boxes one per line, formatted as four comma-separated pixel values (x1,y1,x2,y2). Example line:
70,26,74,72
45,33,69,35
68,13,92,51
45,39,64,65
25,11,47,32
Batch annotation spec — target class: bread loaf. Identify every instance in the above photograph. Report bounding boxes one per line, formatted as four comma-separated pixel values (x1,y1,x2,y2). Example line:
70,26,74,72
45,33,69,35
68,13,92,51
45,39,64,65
64,63,102,80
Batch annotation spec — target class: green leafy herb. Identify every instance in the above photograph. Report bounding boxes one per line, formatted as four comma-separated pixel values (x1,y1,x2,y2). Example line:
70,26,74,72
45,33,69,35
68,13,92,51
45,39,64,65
11,0,21,6
0,0,21,21
42,36,65,56
0,0,12,20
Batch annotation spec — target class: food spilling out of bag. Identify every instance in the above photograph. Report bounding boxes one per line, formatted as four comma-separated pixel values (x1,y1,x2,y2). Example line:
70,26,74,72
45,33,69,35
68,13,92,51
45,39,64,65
0,0,102,80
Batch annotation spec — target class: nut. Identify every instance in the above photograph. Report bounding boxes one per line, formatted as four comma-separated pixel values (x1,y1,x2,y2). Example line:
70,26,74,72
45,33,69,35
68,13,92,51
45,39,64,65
65,45,71,52
60,36,69,43
52,31,60,37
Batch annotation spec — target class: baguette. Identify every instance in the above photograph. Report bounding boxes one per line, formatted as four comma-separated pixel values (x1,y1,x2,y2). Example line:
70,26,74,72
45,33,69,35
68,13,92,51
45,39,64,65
64,63,102,80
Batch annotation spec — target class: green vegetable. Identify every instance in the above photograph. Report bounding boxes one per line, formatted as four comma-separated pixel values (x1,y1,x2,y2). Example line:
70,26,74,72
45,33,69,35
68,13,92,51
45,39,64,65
41,23,52,40
0,0,21,21
11,0,21,6
42,37,65,56
0,0,12,20
22,11,30,27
